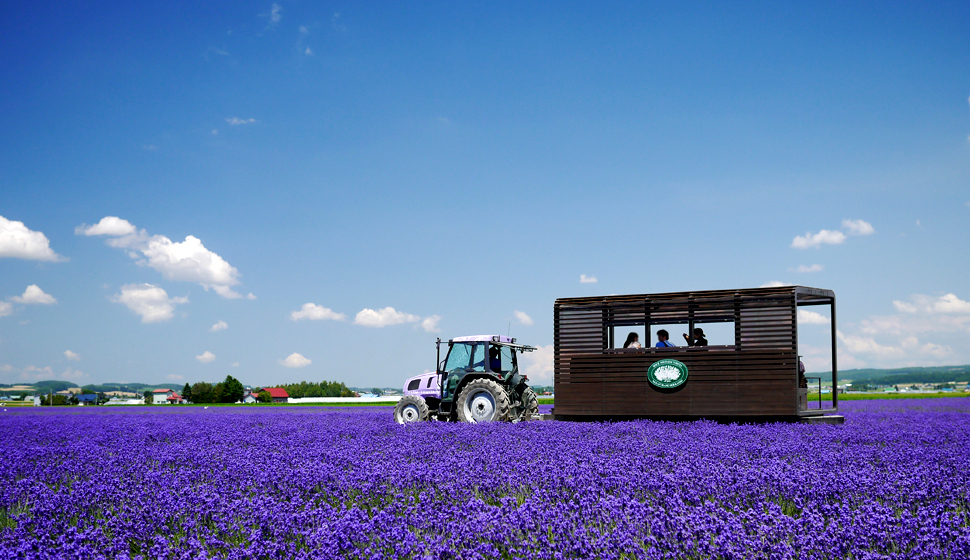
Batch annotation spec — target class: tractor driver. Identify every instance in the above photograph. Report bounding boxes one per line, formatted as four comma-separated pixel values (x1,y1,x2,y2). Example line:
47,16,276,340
488,345,502,372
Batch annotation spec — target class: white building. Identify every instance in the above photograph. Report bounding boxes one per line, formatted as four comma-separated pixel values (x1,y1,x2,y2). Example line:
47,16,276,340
152,389,174,404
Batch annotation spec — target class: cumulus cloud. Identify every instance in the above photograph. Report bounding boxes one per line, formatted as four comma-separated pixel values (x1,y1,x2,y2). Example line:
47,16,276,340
64,350,81,361
60,367,87,381
111,284,188,323
210,320,228,332
0,216,65,261
518,345,553,384
305,46,312,55
0,302,13,317
291,303,347,321
580,275,597,283
842,219,874,236
226,117,257,125
280,352,310,368
196,351,216,363
514,310,534,326
760,281,791,288
270,3,281,23
793,264,824,273
892,293,970,315
231,362,240,367
354,307,421,328
791,229,846,249
837,331,904,357
75,216,136,237
11,285,56,305
420,315,441,333
77,217,249,299
797,309,829,324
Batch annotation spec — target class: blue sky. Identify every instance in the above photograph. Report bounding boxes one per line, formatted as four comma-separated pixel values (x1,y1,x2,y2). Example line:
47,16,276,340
1,1,968,389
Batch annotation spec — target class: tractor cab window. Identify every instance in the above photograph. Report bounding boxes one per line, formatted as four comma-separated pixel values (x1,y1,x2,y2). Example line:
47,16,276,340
470,343,486,372
489,344,515,373
444,342,474,373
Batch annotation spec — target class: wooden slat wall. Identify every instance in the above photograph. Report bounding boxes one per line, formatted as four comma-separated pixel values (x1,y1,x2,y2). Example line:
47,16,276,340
554,286,829,419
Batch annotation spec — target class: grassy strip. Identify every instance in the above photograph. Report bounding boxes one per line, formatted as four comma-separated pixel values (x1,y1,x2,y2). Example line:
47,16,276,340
829,392,970,401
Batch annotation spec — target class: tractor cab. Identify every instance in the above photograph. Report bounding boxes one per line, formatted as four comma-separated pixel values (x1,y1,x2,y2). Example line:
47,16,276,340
437,335,534,416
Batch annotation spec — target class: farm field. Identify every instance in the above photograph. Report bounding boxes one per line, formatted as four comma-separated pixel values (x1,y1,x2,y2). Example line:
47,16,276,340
2,400,969,559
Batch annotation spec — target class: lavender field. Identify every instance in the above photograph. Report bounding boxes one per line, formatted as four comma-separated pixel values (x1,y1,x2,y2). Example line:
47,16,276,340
2,400,969,559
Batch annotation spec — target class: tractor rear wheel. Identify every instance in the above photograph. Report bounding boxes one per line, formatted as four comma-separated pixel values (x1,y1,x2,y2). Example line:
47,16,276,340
519,387,539,420
457,378,511,423
394,395,429,424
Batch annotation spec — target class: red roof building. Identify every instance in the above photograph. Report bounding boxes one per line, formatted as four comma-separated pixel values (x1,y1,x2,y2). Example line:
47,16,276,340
261,387,289,402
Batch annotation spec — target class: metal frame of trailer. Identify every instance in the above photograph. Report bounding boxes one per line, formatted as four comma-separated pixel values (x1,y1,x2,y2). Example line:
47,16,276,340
552,286,840,422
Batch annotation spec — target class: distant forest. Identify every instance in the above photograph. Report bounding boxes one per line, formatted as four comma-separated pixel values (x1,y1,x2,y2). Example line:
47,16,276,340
836,365,970,385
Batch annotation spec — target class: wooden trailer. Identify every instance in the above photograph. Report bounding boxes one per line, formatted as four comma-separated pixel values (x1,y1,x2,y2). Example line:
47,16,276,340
553,286,840,422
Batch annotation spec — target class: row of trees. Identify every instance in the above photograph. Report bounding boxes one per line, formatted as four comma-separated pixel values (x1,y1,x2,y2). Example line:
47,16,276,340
280,380,355,398
159,376,356,404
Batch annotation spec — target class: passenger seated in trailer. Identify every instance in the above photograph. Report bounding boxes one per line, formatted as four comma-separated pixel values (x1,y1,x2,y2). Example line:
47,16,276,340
655,329,676,348
622,332,642,349
682,327,708,347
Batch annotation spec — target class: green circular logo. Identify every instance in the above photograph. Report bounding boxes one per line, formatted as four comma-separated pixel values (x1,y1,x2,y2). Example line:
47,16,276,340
647,359,689,389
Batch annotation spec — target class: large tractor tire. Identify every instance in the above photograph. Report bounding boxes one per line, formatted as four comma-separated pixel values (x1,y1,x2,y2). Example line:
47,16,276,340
394,395,430,424
519,387,539,420
457,378,511,423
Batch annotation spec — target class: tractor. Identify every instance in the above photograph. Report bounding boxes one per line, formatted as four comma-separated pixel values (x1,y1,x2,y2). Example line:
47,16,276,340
393,335,539,423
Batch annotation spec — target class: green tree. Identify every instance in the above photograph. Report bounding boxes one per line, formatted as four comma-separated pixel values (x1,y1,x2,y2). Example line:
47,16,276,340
182,383,193,403
41,394,69,406
191,382,215,404
143,390,153,404
222,375,245,403
257,390,272,403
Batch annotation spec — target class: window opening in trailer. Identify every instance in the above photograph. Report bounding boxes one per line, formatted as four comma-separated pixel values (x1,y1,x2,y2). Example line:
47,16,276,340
795,301,835,410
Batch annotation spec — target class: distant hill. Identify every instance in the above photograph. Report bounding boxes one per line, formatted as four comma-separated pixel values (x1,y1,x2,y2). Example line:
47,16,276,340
835,365,970,385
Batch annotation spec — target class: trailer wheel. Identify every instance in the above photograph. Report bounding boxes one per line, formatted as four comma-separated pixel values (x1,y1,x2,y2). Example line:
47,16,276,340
457,379,511,423
394,395,429,424
520,387,539,420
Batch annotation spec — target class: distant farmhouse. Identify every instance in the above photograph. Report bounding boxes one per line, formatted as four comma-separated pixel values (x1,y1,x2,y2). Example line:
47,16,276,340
152,388,185,404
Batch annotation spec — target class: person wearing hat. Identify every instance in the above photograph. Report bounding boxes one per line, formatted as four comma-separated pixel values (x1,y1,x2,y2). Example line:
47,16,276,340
683,328,708,347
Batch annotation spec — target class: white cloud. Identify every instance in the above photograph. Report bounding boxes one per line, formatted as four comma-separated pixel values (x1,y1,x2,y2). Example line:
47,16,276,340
760,281,791,288
111,284,188,323
167,374,184,381
793,264,824,273
514,310,534,326
892,293,970,315
231,362,240,367
64,350,81,361
420,315,441,332
837,331,904,357
78,218,248,299
291,303,347,322
75,216,136,237
210,320,228,332
270,3,282,23
305,46,312,55
354,307,421,328
19,365,54,381
842,219,874,236
791,229,846,249
59,367,87,381
11,285,56,305
196,351,216,363
519,345,553,384
0,302,12,317
299,26,308,33
797,309,829,324
280,352,310,368
226,117,257,125
0,216,65,261
580,275,597,283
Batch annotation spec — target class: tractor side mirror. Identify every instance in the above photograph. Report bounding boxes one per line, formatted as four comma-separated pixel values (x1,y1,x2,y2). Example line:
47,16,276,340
438,359,446,372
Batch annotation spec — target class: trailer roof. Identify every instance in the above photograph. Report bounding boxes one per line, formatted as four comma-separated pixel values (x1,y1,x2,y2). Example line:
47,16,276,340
555,285,834,307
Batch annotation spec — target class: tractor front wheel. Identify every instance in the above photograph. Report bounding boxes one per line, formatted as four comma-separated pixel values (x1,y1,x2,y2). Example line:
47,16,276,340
457,379,511,423
394,395,430,424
